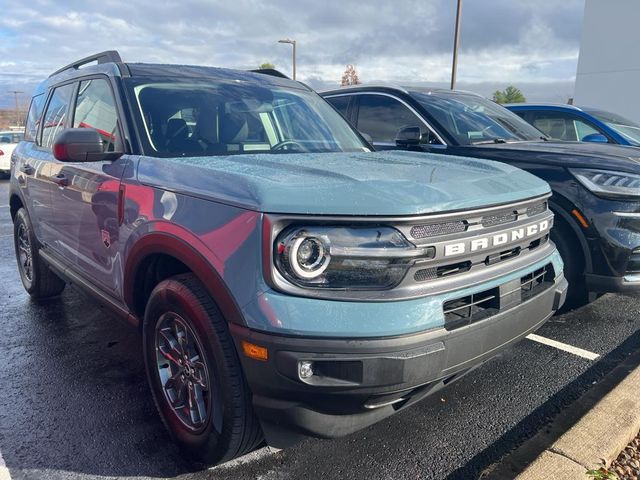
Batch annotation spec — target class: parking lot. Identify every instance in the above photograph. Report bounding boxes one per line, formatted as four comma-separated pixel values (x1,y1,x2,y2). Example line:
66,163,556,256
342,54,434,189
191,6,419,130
1,178,640,480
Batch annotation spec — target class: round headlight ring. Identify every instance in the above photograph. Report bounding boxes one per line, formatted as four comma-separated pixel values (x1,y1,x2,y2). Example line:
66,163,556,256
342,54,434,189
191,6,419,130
289,235,330,279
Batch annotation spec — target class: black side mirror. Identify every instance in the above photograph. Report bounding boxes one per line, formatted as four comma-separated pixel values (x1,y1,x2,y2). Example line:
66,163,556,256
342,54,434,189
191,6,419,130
395,126,422,147
53,128,123,162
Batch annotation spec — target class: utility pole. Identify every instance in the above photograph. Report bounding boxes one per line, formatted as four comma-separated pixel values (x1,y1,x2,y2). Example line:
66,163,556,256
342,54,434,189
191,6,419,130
8,90,24,127
450,0,463,90
278,39,297,80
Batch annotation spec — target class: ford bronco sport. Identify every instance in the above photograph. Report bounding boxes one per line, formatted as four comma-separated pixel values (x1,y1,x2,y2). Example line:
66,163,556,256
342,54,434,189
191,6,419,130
10,51,567,465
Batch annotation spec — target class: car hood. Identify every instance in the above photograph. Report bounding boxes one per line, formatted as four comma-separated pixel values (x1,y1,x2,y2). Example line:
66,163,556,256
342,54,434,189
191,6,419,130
136,150,549,216
472,140,640,172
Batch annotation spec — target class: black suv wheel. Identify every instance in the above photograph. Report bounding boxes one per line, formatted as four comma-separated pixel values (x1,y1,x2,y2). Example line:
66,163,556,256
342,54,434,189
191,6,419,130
142,273,263,465
13,208,66,298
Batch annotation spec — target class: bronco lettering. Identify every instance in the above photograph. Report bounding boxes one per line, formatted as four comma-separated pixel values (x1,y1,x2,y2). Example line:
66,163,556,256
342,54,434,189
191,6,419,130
444,219,550,257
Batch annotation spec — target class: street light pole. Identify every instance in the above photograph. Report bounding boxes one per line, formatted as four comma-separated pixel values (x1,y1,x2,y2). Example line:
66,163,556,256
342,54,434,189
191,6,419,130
278,39,297,80
9,90,24,126
450,0,463,90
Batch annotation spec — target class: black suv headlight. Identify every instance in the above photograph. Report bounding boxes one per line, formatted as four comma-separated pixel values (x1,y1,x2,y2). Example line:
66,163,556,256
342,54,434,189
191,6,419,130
569,168,640,199
274,226,433,290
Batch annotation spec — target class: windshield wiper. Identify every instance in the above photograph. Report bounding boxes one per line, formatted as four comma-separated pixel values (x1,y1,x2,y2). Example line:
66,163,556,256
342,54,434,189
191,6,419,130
473,137,508,145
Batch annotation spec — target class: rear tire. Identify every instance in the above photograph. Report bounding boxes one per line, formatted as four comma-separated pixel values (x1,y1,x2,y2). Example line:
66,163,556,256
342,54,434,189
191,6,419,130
13,208,66,299
142,273,263,466
551,218,591,311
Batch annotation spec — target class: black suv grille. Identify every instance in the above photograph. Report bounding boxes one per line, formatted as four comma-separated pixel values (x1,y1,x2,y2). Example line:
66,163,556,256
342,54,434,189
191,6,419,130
443,263,555,330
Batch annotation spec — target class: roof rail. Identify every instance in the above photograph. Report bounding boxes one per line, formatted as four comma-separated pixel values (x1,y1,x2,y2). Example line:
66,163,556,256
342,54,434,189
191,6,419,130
49,50,123,78
249,68,290,79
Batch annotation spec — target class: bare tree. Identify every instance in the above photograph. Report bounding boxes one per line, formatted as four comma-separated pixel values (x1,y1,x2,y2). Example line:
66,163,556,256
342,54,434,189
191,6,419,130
340,65,361,86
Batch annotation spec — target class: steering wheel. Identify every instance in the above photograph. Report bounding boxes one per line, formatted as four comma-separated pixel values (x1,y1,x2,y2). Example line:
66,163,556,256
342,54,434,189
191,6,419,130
271,140,306,151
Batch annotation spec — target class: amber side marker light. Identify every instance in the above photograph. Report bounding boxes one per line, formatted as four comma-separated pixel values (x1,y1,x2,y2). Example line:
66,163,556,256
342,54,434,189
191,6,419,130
242,341,269,361
571,209,590,229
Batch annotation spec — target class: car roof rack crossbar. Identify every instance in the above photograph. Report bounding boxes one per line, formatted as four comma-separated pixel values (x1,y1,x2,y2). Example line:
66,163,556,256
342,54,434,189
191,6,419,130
249,68,290,79
49,50,123,77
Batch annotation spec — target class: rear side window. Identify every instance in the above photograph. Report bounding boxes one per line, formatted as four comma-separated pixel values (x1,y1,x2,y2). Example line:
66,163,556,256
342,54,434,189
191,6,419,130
41,83,75,149
356,94,426,144
327,96,350,118
24,94,46,142
73,78,121,152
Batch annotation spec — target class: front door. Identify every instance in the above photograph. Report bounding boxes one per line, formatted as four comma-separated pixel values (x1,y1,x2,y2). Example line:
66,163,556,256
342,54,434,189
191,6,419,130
49,77,127,295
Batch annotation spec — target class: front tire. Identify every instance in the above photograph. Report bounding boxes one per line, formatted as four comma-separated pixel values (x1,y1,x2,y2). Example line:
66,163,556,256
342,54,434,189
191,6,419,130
142,273,263,465
13,208,66,298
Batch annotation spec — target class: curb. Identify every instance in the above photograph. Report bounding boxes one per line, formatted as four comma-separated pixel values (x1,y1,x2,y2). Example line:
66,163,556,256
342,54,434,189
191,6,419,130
485,349,640,479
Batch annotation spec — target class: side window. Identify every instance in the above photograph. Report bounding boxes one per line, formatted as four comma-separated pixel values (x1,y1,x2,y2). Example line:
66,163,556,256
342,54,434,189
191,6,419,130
573,119,601,141
24,94,46,142
73,78,121,152
327,96,351,119
356,95,427,144
41,84,75,149
530,111,603,142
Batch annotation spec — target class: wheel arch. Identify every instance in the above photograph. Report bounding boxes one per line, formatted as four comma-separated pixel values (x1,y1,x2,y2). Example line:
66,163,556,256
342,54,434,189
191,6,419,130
123,232,246,329
549,198,593,273
9,192,24,221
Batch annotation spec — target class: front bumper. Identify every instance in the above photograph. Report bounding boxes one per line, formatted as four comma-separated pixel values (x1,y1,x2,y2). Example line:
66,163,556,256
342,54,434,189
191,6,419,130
232,272,568,447
577,196,640,293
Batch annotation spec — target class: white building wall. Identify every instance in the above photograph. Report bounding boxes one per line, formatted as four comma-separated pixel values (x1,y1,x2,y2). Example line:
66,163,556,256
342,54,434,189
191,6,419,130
574,0,640,123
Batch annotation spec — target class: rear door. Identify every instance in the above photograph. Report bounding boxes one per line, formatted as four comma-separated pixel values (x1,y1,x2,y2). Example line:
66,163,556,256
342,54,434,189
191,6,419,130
48,76,127,294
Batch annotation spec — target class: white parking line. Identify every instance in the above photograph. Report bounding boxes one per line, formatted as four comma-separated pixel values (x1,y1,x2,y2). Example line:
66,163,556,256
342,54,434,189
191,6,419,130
0,234,11,238
210,446,282,471
0,449,11,480
526,333,600,361
0,205,8,208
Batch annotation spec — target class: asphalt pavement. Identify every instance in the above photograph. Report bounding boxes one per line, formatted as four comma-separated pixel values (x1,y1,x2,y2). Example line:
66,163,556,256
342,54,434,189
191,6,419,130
1,177,640,480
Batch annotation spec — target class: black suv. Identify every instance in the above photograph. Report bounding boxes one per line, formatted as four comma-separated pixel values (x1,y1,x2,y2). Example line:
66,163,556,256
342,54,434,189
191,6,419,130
323,86,640,308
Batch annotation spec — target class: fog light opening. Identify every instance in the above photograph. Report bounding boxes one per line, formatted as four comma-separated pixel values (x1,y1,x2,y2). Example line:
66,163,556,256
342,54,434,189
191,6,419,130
299,361,314,380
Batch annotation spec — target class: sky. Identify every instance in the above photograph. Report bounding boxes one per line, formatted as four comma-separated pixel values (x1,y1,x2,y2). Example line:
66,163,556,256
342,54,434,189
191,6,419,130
0,0,585,110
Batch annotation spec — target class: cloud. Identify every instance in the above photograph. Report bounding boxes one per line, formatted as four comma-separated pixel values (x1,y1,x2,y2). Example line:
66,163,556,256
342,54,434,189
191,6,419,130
0,0,584,107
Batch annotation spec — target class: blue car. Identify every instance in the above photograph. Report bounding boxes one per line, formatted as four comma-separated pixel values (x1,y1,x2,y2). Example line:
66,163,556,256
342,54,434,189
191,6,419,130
506,103,640,146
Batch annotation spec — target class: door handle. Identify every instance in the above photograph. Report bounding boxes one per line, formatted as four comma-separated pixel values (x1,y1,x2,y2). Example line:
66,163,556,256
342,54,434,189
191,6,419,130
19,164,34,175
53,173,69,187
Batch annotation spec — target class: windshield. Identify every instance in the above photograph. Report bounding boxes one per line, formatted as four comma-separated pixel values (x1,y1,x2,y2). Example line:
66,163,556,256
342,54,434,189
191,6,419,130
128,79,369,157
584,109,640,146
411,91,544,145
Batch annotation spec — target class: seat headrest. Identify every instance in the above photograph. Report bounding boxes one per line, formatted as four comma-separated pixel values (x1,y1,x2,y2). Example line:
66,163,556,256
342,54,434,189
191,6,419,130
166,118,189,141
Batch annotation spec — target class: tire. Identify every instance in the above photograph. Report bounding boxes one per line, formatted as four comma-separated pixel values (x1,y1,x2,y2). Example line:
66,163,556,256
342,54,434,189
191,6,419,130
13,208,66,298
142,273,263,466
551,218,591,311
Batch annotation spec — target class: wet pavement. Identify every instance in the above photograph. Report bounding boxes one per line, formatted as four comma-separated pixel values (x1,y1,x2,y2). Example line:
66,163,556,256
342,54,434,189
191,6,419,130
1,177,640,480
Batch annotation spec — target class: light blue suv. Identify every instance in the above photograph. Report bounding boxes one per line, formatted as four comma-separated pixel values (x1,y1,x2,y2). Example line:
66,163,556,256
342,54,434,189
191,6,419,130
10,51,567,466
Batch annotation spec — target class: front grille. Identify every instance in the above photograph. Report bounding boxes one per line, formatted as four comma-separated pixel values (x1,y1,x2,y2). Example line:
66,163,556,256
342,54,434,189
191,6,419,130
526,201,548,218
442,263,555,330
521,264,555,302
443,287,500,330
481,211,517,228
410,221,466,239
414,261,472,282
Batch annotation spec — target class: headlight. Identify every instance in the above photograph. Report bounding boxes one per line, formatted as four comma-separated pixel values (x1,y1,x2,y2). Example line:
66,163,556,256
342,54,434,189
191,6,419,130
569,168,640,199
274,226,433,290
